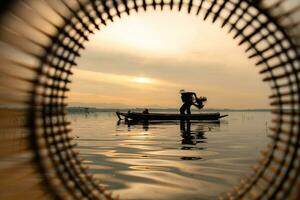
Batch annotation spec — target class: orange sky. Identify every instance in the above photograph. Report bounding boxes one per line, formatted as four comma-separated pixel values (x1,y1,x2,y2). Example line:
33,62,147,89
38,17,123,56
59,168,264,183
69,10,271,109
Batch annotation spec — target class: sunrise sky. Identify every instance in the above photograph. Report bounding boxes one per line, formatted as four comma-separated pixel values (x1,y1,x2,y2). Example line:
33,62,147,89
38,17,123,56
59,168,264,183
69,10,271,109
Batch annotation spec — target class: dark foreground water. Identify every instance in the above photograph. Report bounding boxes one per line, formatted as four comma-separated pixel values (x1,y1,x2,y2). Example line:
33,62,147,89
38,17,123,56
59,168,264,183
69,111,271,200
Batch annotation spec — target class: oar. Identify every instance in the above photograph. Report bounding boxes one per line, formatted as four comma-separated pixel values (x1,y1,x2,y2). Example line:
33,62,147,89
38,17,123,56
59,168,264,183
219,114,229,119
116,111,123,120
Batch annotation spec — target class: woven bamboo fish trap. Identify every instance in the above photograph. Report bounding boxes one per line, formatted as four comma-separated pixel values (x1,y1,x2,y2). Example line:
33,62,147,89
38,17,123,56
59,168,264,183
0,0,299,199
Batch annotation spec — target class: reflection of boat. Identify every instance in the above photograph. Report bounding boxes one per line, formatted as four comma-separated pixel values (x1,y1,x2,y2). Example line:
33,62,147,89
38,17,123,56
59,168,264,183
116,111,228,122
116,119,220,160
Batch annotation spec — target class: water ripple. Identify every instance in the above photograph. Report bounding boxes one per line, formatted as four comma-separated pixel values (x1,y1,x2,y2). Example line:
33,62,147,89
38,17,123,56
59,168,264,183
70,112,271,200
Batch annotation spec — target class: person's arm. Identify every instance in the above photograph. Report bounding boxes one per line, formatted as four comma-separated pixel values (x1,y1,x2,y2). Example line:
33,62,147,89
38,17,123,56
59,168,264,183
190,92,197,104
193,92,197,99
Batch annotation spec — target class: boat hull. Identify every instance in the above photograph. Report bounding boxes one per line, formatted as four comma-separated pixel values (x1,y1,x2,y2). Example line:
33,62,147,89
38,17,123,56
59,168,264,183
116,112,227,121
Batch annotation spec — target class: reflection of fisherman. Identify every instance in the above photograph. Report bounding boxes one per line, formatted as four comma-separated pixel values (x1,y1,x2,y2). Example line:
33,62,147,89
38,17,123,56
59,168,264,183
180,120,195,147
179,89,207,114
141,109,149,130
180,120,206,148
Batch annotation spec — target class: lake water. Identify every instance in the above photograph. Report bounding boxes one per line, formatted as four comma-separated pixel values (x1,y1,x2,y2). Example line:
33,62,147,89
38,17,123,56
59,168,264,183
69,111,271,200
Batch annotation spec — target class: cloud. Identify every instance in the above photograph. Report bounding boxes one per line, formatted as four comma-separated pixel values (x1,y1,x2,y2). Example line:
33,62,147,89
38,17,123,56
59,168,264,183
69,11,271,109
71,68,179,91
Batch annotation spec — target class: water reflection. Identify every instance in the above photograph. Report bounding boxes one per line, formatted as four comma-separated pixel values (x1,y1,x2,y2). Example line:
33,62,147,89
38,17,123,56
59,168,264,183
180,120,206,150
70,112,270,200
117,119,220,161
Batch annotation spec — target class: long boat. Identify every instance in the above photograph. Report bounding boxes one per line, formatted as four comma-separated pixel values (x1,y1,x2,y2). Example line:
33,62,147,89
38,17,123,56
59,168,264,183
116,111,228,122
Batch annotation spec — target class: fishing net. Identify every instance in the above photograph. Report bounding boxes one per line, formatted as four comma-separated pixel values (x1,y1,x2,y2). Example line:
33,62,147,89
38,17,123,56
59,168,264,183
0,0,299,199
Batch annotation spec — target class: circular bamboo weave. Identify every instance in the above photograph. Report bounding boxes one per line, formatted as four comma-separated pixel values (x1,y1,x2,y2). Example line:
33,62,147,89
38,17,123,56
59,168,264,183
0,0,299,199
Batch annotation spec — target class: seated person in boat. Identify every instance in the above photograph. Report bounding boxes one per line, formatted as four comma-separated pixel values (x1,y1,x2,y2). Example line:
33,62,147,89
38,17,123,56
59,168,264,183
179,89,207,114
142,109,149,114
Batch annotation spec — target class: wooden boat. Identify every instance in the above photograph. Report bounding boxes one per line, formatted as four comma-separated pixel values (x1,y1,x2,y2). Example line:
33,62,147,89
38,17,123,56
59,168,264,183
116,111,228,122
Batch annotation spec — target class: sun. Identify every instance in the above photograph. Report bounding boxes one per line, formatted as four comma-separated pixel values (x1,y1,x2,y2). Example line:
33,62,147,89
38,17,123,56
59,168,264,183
133,77,152,84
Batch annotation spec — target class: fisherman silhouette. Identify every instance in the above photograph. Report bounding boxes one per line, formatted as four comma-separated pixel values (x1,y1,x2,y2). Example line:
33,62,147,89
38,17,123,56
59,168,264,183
179,89,207,114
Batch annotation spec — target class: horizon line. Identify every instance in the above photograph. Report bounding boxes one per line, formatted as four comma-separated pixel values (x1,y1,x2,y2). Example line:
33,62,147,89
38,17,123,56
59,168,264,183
66,106,272,110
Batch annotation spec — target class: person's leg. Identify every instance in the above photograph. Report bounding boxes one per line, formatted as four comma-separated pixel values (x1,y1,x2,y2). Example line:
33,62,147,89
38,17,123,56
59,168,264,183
186,103,192,114
180,103,186,114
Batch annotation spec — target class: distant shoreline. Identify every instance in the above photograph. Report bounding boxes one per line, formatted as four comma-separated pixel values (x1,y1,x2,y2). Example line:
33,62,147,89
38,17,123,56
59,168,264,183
65,106,272,113
0,106,273,113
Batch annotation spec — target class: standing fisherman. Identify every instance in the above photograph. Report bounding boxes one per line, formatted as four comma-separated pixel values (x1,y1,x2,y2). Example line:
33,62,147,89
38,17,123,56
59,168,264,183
179,89,207,114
